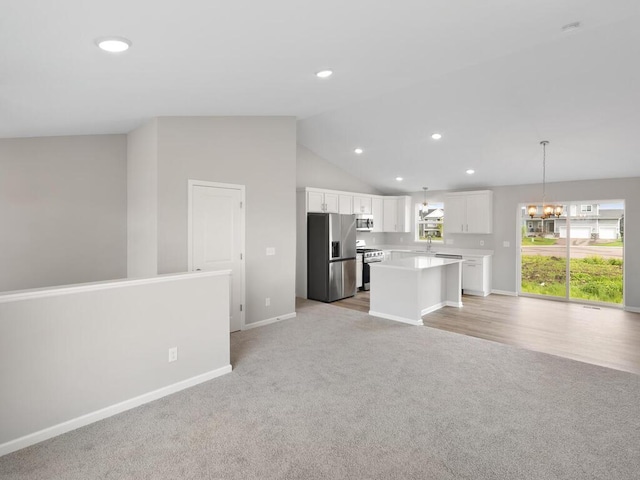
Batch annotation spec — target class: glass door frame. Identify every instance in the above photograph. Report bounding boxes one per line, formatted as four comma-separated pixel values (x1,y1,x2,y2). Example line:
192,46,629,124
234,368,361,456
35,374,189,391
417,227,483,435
517,200,625,308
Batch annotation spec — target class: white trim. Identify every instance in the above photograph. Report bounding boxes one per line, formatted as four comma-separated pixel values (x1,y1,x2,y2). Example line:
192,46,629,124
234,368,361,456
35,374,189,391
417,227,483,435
491,289,518,296
0,365,232,457
444,300,463,308
0,271,231,304
188,179,246,330
421,302,446,316
369,310,423,326
242,312,296,330
623,306,640,313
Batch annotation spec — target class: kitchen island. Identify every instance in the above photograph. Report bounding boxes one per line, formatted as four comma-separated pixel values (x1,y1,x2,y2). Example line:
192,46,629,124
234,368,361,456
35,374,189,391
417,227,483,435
368,256,464,325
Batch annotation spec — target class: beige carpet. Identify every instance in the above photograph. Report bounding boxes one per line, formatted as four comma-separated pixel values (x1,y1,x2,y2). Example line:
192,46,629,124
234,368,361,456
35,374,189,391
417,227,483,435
1,302,639,479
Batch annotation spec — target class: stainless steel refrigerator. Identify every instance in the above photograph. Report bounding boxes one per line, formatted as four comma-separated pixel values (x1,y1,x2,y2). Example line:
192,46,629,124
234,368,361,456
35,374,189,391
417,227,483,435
307,213,357,302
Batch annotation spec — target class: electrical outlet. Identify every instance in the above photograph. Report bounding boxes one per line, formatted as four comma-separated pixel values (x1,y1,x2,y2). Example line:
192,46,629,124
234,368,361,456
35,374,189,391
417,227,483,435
446,238,454,245
266,247,276,256
480,240,485,246
265,297,270,306
400,237,404,242
168,347,178,363
503,241,510,247
372,237,376,244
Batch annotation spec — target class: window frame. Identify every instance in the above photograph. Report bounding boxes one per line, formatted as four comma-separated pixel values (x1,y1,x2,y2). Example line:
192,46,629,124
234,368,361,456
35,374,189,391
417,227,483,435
415,202,445,243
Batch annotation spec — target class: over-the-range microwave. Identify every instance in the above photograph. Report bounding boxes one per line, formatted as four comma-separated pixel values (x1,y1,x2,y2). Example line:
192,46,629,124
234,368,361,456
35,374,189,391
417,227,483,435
356,214,374,231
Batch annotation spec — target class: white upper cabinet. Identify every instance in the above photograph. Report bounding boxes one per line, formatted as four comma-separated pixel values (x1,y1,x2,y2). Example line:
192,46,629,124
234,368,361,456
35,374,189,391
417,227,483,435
382,196,411,232
371,196,383,232
383,197,398,232
307,190,340,213
339,194,353,214
304,189,410,233
353,195,372,214
444,190,493,234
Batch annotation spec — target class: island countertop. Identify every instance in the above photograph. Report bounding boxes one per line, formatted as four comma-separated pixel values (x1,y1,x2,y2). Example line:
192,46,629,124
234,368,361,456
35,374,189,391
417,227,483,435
370,255,465,271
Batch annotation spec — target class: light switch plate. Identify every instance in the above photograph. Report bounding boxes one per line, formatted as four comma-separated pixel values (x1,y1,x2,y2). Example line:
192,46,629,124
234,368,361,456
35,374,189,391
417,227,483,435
266,247,276,256
503,241,510,247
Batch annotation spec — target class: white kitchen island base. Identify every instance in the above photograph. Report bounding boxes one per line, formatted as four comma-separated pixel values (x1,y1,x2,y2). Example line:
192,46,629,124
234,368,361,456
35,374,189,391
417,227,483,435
368,256,464,326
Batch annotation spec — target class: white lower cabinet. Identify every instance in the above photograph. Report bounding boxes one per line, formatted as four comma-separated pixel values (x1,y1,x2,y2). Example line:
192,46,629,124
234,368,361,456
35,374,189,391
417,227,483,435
462,256,491,296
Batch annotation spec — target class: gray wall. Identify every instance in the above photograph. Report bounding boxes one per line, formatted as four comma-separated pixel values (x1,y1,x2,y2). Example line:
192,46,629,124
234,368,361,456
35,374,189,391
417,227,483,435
297,145,381,194
127,119,158,278
0,135,127,292
156,117,297,324
0,272,230,447
490,178,640,308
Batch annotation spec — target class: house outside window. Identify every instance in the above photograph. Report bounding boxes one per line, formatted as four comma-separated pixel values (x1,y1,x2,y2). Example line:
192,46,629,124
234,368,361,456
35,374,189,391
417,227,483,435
416,202,444,242
581,205,593,213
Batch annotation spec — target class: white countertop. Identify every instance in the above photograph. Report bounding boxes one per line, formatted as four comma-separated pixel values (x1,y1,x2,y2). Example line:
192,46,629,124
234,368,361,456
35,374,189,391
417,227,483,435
374,245,493,257
369,255,464,271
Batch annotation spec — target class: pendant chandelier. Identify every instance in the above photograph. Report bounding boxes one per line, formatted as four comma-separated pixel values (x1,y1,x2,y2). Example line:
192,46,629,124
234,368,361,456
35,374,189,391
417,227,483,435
422,187,428,207
527,141,563,219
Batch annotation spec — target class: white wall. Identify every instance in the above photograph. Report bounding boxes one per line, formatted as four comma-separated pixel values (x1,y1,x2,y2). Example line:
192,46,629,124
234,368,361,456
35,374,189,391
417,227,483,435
156,117,297,325
0,271,231,454
0,135,127,292
297,145,381,194
127,119,158,278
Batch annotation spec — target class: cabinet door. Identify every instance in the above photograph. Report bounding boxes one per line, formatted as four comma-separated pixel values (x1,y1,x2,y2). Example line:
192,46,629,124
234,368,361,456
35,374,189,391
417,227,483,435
466,192,492,234
462,261,483,291
396,196,411,233
323,193,340,213
383,197,398,232
371,197,383,232
307,191,325,212
354,196,372,214
339,194,353,214
445,195,466,234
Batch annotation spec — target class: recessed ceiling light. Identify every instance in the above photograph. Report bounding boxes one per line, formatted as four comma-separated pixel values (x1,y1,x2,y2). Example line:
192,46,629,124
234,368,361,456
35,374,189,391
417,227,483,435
466,169,475,175
561,21,581,33
316,70,333,78
354,148,363,154
96,37,131,53
431,133,442,140
395,177,403,182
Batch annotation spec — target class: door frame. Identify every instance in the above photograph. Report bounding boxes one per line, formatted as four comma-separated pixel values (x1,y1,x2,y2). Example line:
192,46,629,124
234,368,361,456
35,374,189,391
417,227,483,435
187,179,246,330
517,200,625,308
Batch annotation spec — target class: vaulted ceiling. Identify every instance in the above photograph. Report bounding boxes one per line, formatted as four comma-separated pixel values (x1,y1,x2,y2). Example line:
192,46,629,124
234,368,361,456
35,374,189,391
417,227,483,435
3,0,639,192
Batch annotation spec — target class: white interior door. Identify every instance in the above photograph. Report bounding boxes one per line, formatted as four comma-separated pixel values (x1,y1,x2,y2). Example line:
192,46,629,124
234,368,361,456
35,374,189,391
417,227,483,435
190,181,245,332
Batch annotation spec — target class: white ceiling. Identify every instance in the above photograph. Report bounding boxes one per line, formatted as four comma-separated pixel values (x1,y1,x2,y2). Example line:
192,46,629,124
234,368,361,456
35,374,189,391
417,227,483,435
3,0,640,193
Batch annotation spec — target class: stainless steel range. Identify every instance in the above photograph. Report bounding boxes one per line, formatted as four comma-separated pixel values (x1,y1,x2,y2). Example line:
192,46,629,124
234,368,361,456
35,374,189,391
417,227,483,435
356,245,384,291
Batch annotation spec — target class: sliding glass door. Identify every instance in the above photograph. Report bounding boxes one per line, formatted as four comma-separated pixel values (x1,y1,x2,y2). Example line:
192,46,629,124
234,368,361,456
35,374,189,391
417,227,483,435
520,201,624,305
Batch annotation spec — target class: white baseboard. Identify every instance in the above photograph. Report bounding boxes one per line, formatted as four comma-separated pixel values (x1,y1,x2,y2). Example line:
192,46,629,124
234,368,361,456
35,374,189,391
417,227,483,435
369,310,423,326
0,365,232,458
624,306,640,313
421,302,446,316
491,289,518,296
444,300,463,308
243,312,296,330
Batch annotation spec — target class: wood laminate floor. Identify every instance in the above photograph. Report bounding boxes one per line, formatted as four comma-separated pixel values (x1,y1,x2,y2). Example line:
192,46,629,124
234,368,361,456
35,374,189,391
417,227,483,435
325,291,640,376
